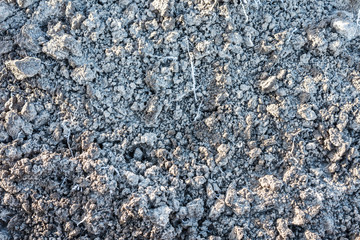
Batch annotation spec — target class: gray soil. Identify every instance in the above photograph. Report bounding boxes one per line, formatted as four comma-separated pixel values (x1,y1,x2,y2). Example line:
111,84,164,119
1,0,360,239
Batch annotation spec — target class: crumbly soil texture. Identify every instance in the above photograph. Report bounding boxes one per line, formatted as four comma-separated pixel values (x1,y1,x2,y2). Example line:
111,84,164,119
2,0,360,239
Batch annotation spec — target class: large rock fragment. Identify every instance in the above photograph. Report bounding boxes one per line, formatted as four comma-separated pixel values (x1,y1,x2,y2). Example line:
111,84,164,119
5,57,42,80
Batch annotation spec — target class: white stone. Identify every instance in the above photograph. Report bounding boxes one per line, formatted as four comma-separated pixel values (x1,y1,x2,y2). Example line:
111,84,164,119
332,18,359,40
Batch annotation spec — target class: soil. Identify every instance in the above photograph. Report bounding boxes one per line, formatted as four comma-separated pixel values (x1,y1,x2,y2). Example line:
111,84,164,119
1,0,360,239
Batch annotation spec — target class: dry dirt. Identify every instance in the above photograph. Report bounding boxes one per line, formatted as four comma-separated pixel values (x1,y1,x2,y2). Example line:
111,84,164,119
1,0,360,239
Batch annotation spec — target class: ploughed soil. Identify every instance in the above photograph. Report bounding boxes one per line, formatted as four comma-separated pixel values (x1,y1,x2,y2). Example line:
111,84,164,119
1,0,360,239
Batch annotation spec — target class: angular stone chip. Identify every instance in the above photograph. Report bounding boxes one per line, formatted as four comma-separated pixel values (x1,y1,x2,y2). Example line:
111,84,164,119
5,57,42,80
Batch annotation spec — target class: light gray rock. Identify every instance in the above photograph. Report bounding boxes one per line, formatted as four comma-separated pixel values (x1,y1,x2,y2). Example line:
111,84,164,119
0,2,13,22
16,0,37,8
18,24,45,53
5,57,42,80
42,34,82,60
71,65,96,85
5,111,25,138
124,171,139,186
260,76,277,93
150,205,172,227
21,102,37,122
259,175,283,191
150,0,173,17
229,226,244,240
209,198,225,220
0,41,13,55
298,104,317,121
186,198,204,219
332,18,359,40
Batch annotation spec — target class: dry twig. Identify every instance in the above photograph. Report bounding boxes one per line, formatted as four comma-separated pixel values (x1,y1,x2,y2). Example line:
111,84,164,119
186,37,198,102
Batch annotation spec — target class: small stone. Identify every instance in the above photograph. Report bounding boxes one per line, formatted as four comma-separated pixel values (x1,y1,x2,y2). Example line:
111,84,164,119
328,128,343,147
141,133,157,147
276,219,294,239
304,230,321,240
298,104,317,121
232,198,251,216
71,65,96,85
229,226,244,240
266,104,279,118
133,148,143,160
0,41,13,55
306,142,317,150
186,198,204,219
248,148,262,159
150,0,173,17
43,34,82,60
169,165,178,176
5,57,42,80
209,198,225,220
110,20,128,44
16,0,37,8
164,31,179,44
150,205,172,227
217,144,229,155
124,171,139,186
225,181,237,206
162,17,175,31
21,121,33,136
328,40,341,56
0,2,13,22
332,18,359,41
215,144,230,166
5,111,25,138
259,175,282,191
18,24,45,53
0,122,9,142
21,102,37,122
260,76,277,93
71,13,85,30
193,176,206,186
292,207,306,226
